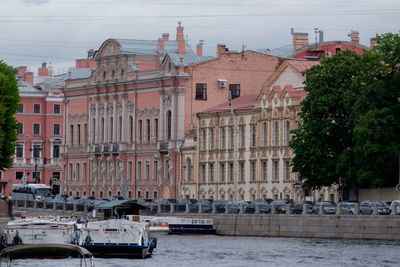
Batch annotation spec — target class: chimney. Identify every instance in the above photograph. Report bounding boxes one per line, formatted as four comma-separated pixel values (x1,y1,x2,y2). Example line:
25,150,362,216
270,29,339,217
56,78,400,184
24,72,34,84
176,21,184,40
38,62,49,77
349,30,359,43
17,66,27,76
319,30,324,43
196,40,203,56
217,44,228,58
162,33,170,41
291,28,309,51
370,37,378,48
158,38,165,55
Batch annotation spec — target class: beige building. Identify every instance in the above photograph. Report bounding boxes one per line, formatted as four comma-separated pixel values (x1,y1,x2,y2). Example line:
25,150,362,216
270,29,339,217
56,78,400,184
180,59,341,203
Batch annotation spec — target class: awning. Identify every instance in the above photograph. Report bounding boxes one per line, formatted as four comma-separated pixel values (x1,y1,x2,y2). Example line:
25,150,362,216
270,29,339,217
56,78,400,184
96,199,132,210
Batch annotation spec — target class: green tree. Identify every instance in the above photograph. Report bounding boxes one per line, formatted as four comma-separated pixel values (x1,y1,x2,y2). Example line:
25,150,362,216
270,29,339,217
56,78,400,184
0,61,20,170
290,33,400,189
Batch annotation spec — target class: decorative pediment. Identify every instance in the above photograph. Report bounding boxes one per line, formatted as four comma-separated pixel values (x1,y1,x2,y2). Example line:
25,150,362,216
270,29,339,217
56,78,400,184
106,103,113,113
272,187,279,193
90,104,96,116
102,42,121,57
144,107,151,118
136,108,143,117
152,107,159,117
283,186,290,193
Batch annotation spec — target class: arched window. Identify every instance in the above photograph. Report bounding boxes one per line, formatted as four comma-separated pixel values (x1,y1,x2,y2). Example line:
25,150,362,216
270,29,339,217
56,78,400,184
103,71,106,81
167,110,172,140
119,116,122,141
285,120,290,146
129,116,133,142
109,117,113,142
186,158,192,182
120,69,124,80
99,191,103,198
92,118,96,143
111,70,115,80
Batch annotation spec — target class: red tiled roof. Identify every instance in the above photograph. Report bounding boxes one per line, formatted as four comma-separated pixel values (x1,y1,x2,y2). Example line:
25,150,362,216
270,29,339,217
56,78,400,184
198,94,258,114
286,59,319,74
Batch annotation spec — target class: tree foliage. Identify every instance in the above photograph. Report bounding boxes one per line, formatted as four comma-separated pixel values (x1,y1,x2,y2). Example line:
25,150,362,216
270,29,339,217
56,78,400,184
290,33,400,189
0,61,20,170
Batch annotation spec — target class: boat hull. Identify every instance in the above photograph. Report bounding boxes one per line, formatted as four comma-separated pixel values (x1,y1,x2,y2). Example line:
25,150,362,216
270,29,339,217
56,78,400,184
80,244,149,258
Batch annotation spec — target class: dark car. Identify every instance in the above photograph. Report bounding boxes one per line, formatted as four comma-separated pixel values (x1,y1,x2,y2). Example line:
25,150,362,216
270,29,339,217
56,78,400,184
236,201,256,214
137,198,159,213
175,198,197,212
255,198,271,213
213,200,240,213
271,200,292,214
159,198,178,212
190,199,212,213
292,203,314,214
312,202,337,214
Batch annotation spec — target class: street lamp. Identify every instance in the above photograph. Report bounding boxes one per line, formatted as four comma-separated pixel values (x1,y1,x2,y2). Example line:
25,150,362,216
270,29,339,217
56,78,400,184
29,144,42,184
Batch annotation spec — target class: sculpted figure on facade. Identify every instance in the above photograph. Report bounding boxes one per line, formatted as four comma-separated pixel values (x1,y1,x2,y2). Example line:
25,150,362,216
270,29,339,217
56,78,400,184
117,160,124,181
167,154,174,181
109,160,114,181
100,161,106,181
91,161,97,181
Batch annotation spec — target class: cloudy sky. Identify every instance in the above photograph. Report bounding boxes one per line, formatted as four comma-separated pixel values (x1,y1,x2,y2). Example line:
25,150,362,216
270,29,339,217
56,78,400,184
1,0,399,74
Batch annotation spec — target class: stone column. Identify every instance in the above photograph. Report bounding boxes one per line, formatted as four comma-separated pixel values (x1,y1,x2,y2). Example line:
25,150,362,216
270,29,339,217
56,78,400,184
271,204,276,214
53,200,57,210
122,94,127,142
225,204,230,214
372,203,378,215
318,204,324,215
63,202,67,211
302,204,307,215
391,204,397,216
84,204,88,217
185,203,190,213
95,96,100,143
33,200,37,209
24,200,28,208
43,201,47,209
198,204,203,214
354,203,359,215
112,95,117,143
336,204,341,215
255,204,260,214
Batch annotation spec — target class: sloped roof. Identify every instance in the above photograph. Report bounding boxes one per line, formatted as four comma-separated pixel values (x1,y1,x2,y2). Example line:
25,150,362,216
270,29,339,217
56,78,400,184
168,53,214,67
286,59,319,73
260,44,294,58
34,74,67,91
198,94,258,114
115,39,195,56
67,68,94,80
17,80,43,95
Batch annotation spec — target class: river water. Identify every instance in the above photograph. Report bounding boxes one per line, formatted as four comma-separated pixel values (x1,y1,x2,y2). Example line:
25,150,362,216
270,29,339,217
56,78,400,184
4,235,400,267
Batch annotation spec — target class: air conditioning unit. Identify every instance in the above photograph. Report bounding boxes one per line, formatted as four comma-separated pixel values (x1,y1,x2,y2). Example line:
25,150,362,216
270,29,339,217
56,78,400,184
218,79,227,88
325,52,332,57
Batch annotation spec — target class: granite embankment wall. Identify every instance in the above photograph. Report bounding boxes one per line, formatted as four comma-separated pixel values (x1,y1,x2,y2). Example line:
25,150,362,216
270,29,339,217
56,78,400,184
161,213,400,240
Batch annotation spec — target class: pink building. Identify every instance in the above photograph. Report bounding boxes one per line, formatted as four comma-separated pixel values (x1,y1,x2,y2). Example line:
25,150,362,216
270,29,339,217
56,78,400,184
1,64,64,195
62,23,286,200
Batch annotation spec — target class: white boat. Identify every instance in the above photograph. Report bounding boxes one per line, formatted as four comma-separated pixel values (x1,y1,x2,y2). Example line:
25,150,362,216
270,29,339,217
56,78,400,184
4,217,76,245
78,219,157,258
136,216,216,235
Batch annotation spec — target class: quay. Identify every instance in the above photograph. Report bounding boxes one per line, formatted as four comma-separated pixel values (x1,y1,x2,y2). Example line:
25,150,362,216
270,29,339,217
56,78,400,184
2,200,400,241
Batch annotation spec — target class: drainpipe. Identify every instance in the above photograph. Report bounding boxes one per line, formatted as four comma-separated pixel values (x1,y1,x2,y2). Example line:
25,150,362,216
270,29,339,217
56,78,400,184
231,108,238,201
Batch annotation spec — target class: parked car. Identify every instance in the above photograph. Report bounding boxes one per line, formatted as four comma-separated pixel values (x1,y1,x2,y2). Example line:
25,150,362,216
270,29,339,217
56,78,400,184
270,200,292,214
236,201,256,213
190,199,212,213
255,198,271,214
212,200,240,213
390,200,400,214
312,202,337,214
292,203,314,214
137,198,158,212
175,198,197,212
359,201,390,215
340,203,356,214
159,198,178,212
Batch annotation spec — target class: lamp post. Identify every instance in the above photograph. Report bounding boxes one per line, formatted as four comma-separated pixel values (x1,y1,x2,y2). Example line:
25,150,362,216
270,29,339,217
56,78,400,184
29,144,42,183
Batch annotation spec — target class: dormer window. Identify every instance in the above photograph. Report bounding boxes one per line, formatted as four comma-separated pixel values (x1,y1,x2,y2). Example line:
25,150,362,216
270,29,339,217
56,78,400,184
167,63,172,72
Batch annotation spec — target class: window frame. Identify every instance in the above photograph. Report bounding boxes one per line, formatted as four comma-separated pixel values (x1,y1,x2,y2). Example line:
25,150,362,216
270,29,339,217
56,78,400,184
195,83,207,100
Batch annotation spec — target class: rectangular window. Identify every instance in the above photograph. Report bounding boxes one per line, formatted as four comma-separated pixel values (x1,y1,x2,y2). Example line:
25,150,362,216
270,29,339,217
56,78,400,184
274,121,279,146
251,161,256,181
32,145,41,158
202,129,206,150
285,160,290,180
84,124,87,144
137,161,142,180
33,104,41,113
17,123,23,135
83,163,87,181
273,160,279,181
262,160,267,181
69,163,73,181
153,161,158,181
16,171,23,180
53,124,60,136
54,104,61,114
16,144,23,158
220,162,225,182
137,191,141,199
209,163,214,182
154,118,158,141
285,121,290,146
201,164,206,182
220,127,225,149
145,162,150,180
146,119,150,143
195,83,207,100
17,104,24,113
76,163,80,181
240,126,245,148
33,124,40,135
210,128,214,150
153,191,157,199
263,122,267,147
70,125,74,145
229,127,234,149
251,125,256,147
239,161,244,181
229,84,240,100
77,124,81,145
138,120,142,143
128,161,132,180
53,144,60,158
229,162,234,182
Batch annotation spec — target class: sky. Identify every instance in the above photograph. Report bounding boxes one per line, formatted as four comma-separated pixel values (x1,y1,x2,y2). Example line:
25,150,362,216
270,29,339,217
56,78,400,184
1,0,399,74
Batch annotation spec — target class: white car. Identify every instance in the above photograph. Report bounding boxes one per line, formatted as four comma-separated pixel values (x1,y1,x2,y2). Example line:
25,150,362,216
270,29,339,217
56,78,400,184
390,200,400,214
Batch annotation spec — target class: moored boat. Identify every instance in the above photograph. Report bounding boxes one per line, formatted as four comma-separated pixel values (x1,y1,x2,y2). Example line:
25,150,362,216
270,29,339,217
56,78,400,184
78,219,157,258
